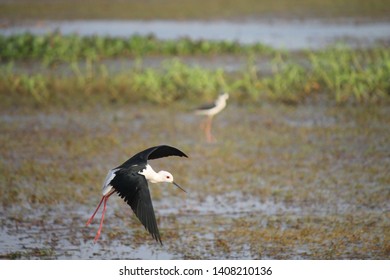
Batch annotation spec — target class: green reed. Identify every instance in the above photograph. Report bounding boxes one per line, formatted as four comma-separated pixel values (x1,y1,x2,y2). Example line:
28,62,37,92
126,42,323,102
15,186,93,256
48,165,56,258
309,46,390,103
0,42,389,107
0,33,274,65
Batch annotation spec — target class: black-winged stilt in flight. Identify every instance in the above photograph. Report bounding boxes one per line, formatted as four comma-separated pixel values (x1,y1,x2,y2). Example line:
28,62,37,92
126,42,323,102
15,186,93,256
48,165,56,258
195,93,229,142
86,145,188,244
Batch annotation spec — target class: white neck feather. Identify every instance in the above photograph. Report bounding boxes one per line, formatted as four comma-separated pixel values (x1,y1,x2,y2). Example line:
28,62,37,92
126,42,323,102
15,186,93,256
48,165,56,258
138,164,160,183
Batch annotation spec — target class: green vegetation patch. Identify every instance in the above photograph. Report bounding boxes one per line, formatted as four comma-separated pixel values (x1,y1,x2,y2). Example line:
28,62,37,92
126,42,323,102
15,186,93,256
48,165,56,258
0,248,55,260
0,33,274,64
1,42,389,106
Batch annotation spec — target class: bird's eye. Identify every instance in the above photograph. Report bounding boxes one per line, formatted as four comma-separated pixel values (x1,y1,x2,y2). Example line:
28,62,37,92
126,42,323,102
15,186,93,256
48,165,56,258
166,176,170,179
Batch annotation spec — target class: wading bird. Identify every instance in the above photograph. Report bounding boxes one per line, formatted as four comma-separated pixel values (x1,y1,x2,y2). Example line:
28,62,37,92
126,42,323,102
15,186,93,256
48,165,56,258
195,93,229,142
86,145,188,244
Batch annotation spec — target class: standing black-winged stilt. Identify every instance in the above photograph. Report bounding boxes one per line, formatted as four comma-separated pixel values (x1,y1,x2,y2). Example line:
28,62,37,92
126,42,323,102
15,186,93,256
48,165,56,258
195,93,229,142
86,145,188,244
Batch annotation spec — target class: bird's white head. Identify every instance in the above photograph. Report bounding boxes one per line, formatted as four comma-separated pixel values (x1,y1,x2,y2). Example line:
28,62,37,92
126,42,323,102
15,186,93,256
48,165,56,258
158,170,186,192
219,93,229,101
157,170,174,183
139,165,186,192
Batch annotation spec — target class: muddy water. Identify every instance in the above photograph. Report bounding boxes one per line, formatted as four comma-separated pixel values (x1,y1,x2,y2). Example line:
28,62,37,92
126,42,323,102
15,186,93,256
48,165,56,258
0,104,389,259
1,20,390,49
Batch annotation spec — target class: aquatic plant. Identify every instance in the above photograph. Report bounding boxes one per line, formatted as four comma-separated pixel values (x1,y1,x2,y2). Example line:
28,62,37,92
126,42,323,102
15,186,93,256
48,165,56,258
0,33,274,64
0,45,389,107
309,46,390,103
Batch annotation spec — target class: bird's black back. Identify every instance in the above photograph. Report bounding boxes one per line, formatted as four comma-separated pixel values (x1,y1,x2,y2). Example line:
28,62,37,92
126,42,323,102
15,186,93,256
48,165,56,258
117,145,188,169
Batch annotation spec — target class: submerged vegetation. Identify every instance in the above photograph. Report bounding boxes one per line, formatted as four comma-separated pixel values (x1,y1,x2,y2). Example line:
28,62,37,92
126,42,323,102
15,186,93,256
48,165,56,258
0,33,389,107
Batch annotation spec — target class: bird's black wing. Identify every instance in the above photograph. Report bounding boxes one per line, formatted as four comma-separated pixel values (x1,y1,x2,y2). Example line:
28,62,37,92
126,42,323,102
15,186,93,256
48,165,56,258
118,145,188,168
196,101,217,111
111,169,162,244
146,145,188,160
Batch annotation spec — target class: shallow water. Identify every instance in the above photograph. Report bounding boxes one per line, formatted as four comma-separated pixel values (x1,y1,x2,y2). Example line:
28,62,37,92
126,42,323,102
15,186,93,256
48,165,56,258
0,104,389,259
1,19,390,50
0,192,305,259
1,190,364,260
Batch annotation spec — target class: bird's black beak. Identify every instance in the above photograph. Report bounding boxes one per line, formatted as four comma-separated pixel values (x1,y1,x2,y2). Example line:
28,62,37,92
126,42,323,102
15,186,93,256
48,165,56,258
173,181,186,193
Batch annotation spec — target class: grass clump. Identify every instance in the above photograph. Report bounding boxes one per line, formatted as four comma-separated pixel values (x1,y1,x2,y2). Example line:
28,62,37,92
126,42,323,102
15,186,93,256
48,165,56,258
0,33,274,64
0,37,389,107
0,248,55,260
309,46,390,103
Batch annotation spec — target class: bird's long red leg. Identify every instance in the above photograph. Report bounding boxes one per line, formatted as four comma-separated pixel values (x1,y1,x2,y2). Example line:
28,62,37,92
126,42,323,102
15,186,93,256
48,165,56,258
199,117,207,141
86,196,105,226
93,196,108,242
206,116,215,142
90,190,115,242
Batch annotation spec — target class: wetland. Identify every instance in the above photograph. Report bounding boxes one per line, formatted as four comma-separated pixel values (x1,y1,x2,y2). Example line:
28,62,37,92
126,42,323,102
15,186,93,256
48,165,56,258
0,0,389,260
1,104,389,259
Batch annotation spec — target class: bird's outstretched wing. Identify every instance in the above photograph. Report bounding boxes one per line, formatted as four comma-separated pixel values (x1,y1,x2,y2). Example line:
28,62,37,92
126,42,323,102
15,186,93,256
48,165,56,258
111,170,162,244
118,145,188,168
145,145,188,160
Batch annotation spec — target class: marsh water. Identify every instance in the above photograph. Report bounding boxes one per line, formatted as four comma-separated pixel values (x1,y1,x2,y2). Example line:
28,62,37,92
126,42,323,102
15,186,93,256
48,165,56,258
1,104,389,259
2,19,390,49
0,16,389,259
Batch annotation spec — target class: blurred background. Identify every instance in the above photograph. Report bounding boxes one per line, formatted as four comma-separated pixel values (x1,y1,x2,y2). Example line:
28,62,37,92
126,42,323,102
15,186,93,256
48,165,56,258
0,0,389,259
